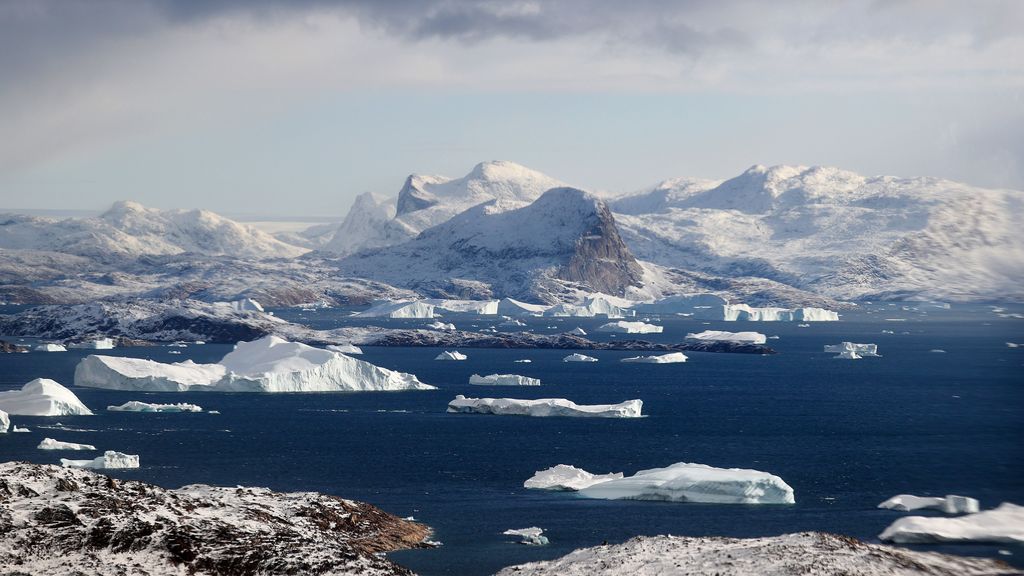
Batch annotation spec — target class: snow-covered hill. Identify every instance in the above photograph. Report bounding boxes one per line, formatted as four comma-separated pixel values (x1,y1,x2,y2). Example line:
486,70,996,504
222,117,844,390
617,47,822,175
0,201,307,260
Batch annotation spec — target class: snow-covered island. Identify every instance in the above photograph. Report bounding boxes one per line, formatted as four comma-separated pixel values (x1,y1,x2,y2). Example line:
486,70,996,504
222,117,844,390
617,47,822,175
447,395,643,418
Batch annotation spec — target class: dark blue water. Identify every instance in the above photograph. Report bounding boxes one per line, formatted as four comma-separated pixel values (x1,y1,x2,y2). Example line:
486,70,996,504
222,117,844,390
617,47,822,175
1,304,1022,574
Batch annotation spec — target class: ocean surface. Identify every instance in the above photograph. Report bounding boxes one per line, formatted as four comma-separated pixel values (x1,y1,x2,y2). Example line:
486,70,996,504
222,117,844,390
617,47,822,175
1,303,1022,575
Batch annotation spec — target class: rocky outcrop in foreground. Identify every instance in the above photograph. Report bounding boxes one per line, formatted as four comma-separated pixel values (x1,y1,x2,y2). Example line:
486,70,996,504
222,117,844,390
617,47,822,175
0,462,430,576
494,533,1015,576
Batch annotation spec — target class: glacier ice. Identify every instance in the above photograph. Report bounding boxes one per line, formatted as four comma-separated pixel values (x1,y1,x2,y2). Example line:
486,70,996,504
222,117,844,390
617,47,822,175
578,462,795,505
685,330,766,344
563,353,598,363
33,343,67,352
469,373,541,386
880,503,1024,544
447,395,642,418
524,464,624,491
596,321,663,334
878,494,979,514
38,438,96,451
108,401,203,413
621,352,688,364
61,450,140,470
504,527,549,546
435,351,468,361
0,379,93,416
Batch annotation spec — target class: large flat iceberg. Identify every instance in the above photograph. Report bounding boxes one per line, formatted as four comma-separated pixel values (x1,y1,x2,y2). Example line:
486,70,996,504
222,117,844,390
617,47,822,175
75,336,434,393
878,494,979,514
621,352,687,364
721,304,839,322
108,401,203,413
596,321,662,334
61,450,139,470
469,373,541,386
448,395,643,418
0,379,93,416
686,330,766,345
38,438,96,451
524,465,624,491
879,503,1024,544
578,462,795,505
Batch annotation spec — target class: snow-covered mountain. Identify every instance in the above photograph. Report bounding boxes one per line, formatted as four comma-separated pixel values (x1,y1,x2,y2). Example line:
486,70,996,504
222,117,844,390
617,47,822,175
0,201,307,260
320,160,565,256
338,187,644,302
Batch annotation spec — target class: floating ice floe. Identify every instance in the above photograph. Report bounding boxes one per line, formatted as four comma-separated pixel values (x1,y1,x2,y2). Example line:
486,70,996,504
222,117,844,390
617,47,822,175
524,464,624,491
435,351,468,361
68,338,116,350
504,527,549,546
33,343,67,352
566,327,587,336
596,321,663,334
0,379,93,416
1007,342,1020,348
621,352,687,364
469,374,541,386
355,300,435,318
879,503,1024,544
326,343,363,355
108,401,203,413
878,494,979,514
38,438,96,451
448,395,642,418
563,353,598,363
685,330,766,345
61,450,139,470
930,349,947,354
75,335,434,393
577,462,795,505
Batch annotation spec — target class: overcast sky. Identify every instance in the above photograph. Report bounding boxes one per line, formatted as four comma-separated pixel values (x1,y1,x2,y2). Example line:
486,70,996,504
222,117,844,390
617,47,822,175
0,0,1021,217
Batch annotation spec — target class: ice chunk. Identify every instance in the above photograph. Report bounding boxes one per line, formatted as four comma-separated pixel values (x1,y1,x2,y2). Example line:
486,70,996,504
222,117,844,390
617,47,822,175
108,401,203,413
621,352,688,364
447,395,642,418
504,527,549,546
12,426,30,433
567,327,587,336
524,464,624,491
0,409,8,433
596,321,663,334
880,503,1024,544
824,342,879,357
578,462,795,504
61,450,140,470
498,319,527,328
879,494,980,514
469,373,541,386
327,343,363,355
426,321,457,331
513,359,532,363
435,351,468,361
0,379,93,416
68,338,116,350
685,330,766,344
33,343,67,352
38,438,96,451
75,356,228,392
563,353,598,363
355,300,435,318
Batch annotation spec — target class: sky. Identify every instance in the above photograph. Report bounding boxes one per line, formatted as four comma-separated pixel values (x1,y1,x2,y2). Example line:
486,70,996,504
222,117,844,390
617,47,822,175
0,0,1022,218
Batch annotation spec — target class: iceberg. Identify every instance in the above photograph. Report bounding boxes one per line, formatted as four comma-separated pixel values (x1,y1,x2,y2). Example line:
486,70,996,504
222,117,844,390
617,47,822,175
498,319,527,328
596,321,663,334
426,321,457,331
578,462,795,505
108,401,203,413
355,300,435,318
0,409,8,433
469,373,541,386
514,359,532,363
12,426,29,433
68,338,116,350
327,343,363,355
503,527,549,546
75,336,434,392
621,352,688,364
563,353,598,363
878,494,980,514
447,395,643,418
524,464,624,491
824,342,879,358
545,299,633,319
61,450,140,470
566,327,587,336
685,330,766,344
435,351,468,361
38,437,96,451
633,293,728,314
33,343,67,352
720,304,839,322
496,298,549,317
0,379,93,416
880,503,1024,544
423,299,500,315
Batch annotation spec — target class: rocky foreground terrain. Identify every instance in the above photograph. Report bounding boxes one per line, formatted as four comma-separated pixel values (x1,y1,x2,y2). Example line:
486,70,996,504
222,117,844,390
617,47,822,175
0,462,430,576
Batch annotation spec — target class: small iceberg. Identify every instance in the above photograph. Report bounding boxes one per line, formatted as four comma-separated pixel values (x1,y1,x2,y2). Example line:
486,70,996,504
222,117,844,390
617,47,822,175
435,351,468,361
566,327,587,336
878,494,979,514
577,462,795,504
596,321,663,334
108,401,203,413
503,527,549,546
524,464,624,491
34,343,67,352
67,338,116,350
426,321,456,331
447,395,642,418
498,319,527,328
0,379,93,416
685,330,766,344
469,374,541,386
61,450,140,470
327,343,363,355
930,349,947,354
879,502,1024,544
38,438,96,451
563,353,598,363
621,352,687,364
0,409,8,433
825,342,879,359
513,359,532,363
